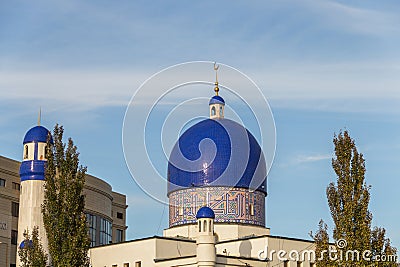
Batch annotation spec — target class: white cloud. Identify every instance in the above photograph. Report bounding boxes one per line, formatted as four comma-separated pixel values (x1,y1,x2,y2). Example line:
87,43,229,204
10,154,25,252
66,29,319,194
295,153,332,163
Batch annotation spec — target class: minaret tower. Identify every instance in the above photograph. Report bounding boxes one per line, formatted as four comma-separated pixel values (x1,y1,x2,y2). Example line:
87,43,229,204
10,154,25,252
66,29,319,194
196,207,216,267
209,63,225,119
17,116,52,264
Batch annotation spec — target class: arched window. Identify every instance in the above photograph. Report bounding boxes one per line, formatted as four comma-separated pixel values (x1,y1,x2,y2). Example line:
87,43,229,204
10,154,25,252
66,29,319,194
203,220,207,232
24,145,29,159
198,221,202,232
209,221,212,232
211,106,216,116
219,106,223,116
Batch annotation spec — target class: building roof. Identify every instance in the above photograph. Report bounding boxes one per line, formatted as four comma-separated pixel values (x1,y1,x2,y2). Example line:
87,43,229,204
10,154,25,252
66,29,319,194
209,95,225,105
23,126,52,144
196,206,215,219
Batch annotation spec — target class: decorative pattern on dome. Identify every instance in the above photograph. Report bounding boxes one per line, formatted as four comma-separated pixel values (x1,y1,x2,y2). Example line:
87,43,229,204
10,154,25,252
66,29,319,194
169,187,265,227
167,118,267,195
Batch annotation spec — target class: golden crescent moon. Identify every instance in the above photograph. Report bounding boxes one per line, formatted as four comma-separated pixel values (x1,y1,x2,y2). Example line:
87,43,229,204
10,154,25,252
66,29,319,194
214,62,219,71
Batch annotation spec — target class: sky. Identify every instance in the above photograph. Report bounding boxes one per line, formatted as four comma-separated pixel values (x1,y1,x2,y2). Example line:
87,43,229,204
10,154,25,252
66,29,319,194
1,0,399,251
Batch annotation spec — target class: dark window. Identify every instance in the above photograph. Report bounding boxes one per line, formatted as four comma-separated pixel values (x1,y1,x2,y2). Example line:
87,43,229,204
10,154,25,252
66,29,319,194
116,229,123,243
11,230,18,245
99,217,112,245
117,212,123,219
10,264,16,267
12,202,19,217
24,145,29,159
86,213,97,247
0,178,5,187
12,182,20,191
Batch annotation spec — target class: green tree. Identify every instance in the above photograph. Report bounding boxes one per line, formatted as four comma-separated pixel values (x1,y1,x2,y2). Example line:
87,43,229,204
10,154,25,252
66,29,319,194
18,226,48,267
314,130,397,267
312,220,331,267
42,124,90,267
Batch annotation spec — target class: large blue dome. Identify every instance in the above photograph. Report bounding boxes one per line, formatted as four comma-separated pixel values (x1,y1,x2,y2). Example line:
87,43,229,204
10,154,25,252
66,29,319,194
167,118,267,195
23,126,52,144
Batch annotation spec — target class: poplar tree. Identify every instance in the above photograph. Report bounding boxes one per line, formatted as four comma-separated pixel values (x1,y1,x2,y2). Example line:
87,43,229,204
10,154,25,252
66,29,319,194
313,130,397,267
312,220,331,267
18,226,48,267
42,124,90,266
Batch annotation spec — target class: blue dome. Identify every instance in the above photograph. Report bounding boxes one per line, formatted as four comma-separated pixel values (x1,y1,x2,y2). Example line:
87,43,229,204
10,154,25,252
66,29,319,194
209,95,225,105
19,240,33,249
196,206,215,219
23,126,52,144
167,118,267,195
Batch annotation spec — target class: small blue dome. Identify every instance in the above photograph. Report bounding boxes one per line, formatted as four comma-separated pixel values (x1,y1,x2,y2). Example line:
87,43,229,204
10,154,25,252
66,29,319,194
19,240,33,249
167,118,267,194
196,206,215,219
209,95,225,105
23,126,52,144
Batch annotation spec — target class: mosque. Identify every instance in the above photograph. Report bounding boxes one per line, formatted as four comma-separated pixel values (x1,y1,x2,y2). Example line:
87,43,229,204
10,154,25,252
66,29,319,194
90,74,317,266
0,70,317,267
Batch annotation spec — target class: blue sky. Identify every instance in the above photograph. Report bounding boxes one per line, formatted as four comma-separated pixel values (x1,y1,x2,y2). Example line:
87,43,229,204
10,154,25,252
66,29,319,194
1,0,399,250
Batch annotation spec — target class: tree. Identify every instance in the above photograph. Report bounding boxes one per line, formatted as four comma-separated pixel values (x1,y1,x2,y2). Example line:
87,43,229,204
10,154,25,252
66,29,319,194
18,226,48,267
313,130,397,267
42,124,90,266
312,220,331,267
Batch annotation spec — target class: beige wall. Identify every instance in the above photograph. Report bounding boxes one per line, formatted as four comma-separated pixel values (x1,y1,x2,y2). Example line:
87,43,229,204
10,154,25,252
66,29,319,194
89,237,197,267
164,223,270,242
0,156,20,267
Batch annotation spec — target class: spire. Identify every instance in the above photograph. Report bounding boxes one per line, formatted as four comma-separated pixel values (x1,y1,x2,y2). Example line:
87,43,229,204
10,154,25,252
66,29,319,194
213,62,219,96
38,107,41,126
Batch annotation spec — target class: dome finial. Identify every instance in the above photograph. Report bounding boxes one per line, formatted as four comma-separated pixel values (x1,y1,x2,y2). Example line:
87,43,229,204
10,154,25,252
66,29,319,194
37,107,41,126
213,62,219,96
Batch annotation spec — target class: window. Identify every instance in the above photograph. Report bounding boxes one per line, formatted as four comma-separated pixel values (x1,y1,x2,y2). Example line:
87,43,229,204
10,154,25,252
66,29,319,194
11,230,18,245
117,212,123,219
24,145,29,159
12,202,19,217
203,220,206,232
249,204,254,216
209,221,212,232
112,265,117,267
198,221,201,232
283,260,289,267
135,261,141,267
116,229,123,243
178,206,183,216
12,182,20,191
219,106,223,116
211,106,216,116
37,143,47,160
23,143,34,161
99,217,112,245
124,263,130,267
86,213,97,247
0,178,5,187
297,261,303,267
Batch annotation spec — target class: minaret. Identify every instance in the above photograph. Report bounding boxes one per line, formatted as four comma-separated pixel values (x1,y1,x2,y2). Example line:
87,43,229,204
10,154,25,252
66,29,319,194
209,63,225,119
196,207,216,267
17,119,52,265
